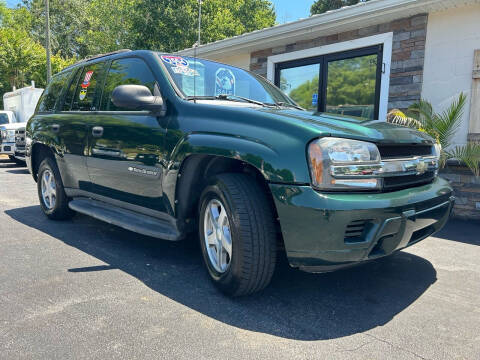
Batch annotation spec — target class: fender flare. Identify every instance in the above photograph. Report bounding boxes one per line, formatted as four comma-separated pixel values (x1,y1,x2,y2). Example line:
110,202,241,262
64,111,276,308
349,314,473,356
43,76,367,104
169,133,294,183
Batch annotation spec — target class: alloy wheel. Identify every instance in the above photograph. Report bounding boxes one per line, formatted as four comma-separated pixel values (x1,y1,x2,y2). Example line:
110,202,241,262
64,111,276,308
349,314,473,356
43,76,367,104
203,199,232,273
41,169,57,210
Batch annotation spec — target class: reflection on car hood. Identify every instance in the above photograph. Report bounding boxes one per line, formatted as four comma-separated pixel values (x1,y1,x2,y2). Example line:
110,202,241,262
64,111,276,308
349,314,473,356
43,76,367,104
254,108,434,145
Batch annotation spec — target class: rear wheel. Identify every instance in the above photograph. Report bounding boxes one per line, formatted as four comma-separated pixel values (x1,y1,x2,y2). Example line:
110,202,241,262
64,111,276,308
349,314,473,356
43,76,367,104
198,173,277,296
37,157,75,220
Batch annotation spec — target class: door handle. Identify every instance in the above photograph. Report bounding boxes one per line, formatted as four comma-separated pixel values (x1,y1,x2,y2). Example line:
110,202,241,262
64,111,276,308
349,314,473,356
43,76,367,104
92,126,104,137
51,124,60,133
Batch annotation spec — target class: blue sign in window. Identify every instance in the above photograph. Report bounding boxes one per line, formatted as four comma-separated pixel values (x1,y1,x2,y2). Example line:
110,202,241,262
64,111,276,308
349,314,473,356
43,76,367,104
312,93,318,106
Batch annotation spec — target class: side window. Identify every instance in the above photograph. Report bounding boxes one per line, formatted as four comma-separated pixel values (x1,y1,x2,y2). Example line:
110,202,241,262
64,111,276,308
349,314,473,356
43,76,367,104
62,68,81,111
36,70,73,113
101,58,156,111
71,62,107,111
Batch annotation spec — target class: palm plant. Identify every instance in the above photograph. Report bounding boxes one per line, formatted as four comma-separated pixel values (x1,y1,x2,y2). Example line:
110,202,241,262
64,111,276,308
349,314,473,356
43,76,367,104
387,93,480,176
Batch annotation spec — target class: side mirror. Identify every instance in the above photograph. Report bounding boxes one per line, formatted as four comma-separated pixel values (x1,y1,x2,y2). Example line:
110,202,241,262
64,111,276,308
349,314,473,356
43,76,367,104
111,85,165,116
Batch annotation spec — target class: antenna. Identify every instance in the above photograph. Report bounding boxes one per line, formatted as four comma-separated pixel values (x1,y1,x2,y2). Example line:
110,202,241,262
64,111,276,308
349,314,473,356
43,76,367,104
194,0,202,103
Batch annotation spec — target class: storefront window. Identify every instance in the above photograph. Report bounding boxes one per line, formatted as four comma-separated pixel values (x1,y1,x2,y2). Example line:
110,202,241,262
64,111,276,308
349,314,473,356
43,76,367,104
326,54,377,119
275,45,382,119
279,64,320,111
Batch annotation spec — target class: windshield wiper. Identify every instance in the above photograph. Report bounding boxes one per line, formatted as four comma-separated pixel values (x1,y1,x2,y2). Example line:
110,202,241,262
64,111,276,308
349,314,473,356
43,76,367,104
187,94,272,107
215,94,267,106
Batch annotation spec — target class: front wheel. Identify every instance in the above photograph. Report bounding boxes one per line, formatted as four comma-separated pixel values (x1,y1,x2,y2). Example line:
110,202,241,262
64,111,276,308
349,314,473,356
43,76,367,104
37,157,75,220
198,173,277,296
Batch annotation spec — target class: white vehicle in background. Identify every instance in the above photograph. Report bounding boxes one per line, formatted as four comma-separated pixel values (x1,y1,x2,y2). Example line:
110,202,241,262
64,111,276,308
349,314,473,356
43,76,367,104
0,110,20,162
1,84,43,164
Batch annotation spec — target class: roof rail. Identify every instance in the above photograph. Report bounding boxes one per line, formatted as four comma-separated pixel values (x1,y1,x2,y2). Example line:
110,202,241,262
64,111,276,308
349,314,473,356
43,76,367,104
63,49,132,71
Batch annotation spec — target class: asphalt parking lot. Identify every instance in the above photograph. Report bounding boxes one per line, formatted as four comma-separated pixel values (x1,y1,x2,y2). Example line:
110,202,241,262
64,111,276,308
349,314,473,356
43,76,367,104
0,156,479,360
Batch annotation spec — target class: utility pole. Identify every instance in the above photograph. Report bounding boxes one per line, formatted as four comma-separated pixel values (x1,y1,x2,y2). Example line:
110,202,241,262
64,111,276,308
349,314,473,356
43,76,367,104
198,0,202,47
45,0,52,83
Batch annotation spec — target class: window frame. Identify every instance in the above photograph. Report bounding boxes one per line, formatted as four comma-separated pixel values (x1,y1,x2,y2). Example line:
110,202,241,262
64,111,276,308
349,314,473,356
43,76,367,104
274,44,383,119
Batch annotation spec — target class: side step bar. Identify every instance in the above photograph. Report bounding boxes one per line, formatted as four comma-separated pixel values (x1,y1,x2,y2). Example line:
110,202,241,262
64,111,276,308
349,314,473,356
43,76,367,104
68,198,182,240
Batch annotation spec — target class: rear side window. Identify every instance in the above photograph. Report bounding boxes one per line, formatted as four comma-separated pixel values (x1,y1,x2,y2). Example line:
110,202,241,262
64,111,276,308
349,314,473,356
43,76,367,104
71,62,107,111
100,58,156,111
62,68,81,111
36,70,73,113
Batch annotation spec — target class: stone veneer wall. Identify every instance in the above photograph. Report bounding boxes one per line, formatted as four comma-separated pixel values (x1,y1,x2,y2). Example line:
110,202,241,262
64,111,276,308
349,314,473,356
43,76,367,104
440,167,480,220
250,14,429,111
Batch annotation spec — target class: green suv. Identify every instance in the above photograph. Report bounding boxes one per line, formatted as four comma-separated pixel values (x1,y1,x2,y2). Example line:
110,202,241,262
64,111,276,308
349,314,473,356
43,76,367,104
26,50,454,296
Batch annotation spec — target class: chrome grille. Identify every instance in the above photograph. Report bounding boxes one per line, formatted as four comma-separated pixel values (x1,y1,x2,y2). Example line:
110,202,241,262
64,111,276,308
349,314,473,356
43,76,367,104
377,144,433,159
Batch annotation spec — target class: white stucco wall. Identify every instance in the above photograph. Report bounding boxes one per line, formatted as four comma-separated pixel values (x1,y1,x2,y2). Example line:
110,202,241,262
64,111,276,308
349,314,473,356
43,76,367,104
422,3,480,147
205,53,251,70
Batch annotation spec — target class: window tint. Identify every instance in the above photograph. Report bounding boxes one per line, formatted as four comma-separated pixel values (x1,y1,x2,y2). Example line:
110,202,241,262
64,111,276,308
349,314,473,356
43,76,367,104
62,68,81,111
37,70,73,112
71,62,107,111
101,58,156,111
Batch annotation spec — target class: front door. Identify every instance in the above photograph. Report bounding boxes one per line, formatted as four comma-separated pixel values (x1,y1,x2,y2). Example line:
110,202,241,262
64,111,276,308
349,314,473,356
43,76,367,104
86,57,168,213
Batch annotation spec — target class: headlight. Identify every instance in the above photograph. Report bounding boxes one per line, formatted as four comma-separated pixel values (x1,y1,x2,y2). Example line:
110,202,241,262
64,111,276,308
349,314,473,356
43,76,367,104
308,137,381,191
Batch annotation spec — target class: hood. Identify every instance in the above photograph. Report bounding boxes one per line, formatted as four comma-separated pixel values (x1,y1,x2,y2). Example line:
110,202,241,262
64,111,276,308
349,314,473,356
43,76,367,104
253,108,434,145
0,122,26,131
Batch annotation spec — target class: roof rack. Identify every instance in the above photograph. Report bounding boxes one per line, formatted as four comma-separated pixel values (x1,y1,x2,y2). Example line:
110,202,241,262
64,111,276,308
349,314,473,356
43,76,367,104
63,49,132,71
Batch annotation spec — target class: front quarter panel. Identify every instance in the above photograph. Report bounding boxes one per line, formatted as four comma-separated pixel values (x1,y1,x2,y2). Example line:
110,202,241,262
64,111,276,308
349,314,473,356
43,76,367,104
169,133,296,183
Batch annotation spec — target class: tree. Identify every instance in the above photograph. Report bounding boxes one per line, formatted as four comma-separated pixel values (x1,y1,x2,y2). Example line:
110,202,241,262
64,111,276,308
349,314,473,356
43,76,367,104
310,0,370,16
77,0,137,55
14,0,275,57
22,0,90,58
0,2,75,107
130,0,276,52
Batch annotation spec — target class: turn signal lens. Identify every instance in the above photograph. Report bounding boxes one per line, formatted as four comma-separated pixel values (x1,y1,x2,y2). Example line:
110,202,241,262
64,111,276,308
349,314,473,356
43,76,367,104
308,141,324,187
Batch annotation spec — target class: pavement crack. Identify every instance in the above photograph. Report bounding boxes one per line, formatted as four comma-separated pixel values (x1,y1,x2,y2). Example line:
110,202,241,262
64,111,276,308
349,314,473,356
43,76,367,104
336,340,373,353
364,333,431,360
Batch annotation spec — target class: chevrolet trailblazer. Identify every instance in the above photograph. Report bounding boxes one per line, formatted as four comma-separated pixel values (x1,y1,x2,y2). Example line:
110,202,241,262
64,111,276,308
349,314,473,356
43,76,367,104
25,50,454,296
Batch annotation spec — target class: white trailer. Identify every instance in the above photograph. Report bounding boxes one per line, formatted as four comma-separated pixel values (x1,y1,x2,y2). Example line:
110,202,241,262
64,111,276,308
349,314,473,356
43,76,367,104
3,84,44,123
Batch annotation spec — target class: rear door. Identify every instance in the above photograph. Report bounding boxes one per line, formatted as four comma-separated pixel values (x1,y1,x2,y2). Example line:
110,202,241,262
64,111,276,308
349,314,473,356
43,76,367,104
55,62,107,191
33,68,91,190
86,57,168,212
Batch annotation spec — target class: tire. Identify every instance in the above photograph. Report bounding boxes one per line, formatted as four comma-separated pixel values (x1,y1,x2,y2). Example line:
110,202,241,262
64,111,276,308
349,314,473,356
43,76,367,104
37,157,75,220
198,173,277,296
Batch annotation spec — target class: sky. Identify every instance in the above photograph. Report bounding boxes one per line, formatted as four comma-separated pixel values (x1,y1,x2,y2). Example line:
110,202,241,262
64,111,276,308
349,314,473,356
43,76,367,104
6,0,313,24
271,0,313,23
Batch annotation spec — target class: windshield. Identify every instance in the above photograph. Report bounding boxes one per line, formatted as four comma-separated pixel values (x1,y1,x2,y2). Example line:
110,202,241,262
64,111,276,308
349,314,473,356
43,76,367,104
0,114,9,125
160,55,297,106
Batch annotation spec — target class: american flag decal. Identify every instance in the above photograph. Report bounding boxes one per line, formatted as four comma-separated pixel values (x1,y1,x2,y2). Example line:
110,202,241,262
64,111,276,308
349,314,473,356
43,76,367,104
81,71,94,88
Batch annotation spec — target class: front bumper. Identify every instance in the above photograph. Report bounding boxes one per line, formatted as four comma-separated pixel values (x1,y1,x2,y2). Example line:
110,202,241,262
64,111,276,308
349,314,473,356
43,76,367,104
269,177,454,271
1,143,15,155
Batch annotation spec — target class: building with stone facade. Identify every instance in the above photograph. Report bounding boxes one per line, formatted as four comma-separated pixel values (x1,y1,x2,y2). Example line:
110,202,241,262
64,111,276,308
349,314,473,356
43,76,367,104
178,0,480,218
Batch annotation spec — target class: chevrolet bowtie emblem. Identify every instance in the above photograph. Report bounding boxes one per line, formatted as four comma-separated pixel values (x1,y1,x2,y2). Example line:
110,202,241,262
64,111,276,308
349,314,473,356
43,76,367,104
416,160,428,175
